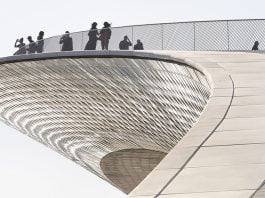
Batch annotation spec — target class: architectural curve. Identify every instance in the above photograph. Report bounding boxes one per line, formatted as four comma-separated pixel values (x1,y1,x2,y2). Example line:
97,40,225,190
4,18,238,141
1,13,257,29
2,49,265,198
129,51,265,198
100,149,166,193
0,51,211,194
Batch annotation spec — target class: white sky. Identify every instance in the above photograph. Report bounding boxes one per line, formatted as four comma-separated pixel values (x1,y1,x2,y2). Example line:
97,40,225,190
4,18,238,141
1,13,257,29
0,0,265,198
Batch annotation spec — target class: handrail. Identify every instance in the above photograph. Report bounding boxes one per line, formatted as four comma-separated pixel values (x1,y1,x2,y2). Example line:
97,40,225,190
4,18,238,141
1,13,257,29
13,19,265,55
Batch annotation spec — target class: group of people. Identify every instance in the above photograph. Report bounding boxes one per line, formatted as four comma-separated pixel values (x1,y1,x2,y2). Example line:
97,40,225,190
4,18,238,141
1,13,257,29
14,21,144,55
85,21,112,50
14,31,44,55
119,36,144,50
59,21,112,51
14,26,262,55
59,21,144,51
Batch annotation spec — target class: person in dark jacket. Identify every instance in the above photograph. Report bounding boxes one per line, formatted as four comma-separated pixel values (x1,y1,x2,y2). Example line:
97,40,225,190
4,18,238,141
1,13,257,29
27,36,37,54
133,39,144,50
59,31,73,51
99,22,111,50
36,31,44,53
119,36,132,50
85,22,99,50
14,37,26,55
252,41,259,50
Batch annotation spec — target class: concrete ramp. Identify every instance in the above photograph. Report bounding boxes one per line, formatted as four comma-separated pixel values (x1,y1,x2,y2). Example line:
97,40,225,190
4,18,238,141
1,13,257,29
129,51,265,198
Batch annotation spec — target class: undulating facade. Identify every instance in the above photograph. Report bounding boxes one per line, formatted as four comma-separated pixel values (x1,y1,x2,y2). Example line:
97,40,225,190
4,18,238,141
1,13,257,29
1,19,265,198
0,52,210,193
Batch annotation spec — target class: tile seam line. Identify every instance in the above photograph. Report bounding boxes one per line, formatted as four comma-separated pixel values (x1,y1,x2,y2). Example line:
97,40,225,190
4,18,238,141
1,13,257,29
185,162,265,169
202,142,265,147
153,74,235,198
131,188,256,197
160,188,256,195
158,142,265,151
215,129,263,132
249,180,265,198
156,162,265,170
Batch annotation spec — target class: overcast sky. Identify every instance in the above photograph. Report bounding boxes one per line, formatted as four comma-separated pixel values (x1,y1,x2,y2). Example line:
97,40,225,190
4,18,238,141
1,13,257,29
0,0,265,198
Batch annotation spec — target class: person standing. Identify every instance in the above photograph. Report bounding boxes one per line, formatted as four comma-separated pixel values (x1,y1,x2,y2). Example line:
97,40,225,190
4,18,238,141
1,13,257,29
133,39,144,50
119,36,132,50
99,22,111,50
59,31,73,51
27,36,37,54
85,22,99,50
36,31,45,53
252,41,259,50
14,38,26,55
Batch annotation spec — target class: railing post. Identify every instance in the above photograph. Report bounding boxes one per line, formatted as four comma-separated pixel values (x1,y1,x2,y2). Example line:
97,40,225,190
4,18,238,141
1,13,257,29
161,24,164,50
193,22,196,51
132,26,134,50
81,32,84,51
227,20,230,51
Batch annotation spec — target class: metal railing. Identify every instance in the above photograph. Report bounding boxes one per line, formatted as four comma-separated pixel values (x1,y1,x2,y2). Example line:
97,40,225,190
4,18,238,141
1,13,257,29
14,19,265,55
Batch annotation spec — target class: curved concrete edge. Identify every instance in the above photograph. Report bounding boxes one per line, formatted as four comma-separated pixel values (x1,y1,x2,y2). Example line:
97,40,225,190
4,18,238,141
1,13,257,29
0,51,187,67
0,51,210,87
128,51,235,197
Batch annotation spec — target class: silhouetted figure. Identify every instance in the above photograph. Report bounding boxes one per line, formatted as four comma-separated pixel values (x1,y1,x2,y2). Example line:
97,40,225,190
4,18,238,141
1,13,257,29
119,36,132,50
99,22,111,50
14,37,26,55
59,31,73,51
36,31,45,53
27,36,37,54
252,41,259,50
133,39,144,50
85,22,99,50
